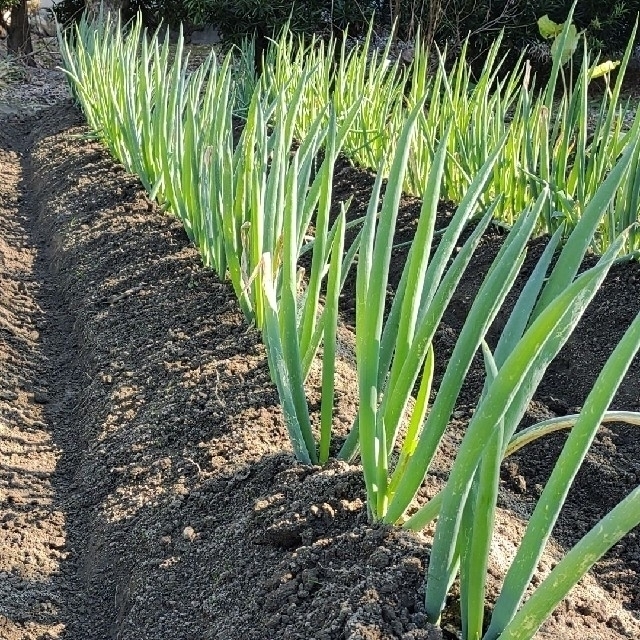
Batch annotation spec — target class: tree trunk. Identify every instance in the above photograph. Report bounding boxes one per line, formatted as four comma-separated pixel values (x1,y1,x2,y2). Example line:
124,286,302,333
253,24,268,77
7,0,35,67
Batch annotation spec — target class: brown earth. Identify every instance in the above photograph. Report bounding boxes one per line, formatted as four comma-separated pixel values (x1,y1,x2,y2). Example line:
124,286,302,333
0,96,638,640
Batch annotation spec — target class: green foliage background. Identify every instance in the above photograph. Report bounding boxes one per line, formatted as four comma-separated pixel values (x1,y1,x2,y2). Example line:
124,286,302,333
388,0,639,55
49,0,640,55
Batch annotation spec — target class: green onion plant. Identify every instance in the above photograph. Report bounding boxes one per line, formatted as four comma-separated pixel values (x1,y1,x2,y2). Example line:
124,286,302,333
247,23,408,175
514,4,640,252
398,120,640,638
242,12,640,257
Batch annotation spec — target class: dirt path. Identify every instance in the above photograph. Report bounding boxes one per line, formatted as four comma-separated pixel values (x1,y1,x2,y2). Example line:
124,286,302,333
0,114,90,637
0,100,638,640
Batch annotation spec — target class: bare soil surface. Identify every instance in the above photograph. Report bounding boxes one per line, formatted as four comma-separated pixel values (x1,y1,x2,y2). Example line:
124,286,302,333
0,96,638,640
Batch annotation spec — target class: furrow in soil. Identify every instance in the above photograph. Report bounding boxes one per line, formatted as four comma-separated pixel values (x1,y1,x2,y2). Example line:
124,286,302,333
0,119,95,639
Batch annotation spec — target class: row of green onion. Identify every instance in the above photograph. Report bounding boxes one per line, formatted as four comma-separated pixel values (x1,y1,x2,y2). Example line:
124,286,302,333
243,7,640,255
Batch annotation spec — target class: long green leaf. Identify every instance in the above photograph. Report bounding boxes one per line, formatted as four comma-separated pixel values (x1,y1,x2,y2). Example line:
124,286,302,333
424,234,625,624
487,305,640,638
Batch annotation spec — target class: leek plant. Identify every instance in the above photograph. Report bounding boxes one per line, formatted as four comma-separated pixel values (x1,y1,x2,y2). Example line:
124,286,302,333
395,116,640,638
406,34,525,206
349,105,542,520
239,13,640,256
403,15,639,250
58,9,237,265
247,23,408,175
515,6,640,251
223,79,359,328
59,12,365,464
330,29,407,173
257,29,334,140
255,101,362,463
58,11,139,168
340,88,640,638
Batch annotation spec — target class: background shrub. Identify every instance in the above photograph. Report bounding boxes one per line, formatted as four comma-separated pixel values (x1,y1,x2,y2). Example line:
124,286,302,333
182,0,379,40
384,0,640,56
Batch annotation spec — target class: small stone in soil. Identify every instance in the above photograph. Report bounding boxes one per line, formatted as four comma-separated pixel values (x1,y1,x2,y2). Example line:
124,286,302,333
183,526,196,541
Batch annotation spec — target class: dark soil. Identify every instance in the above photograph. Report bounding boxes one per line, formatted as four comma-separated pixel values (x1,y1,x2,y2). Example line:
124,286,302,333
0,102,638,640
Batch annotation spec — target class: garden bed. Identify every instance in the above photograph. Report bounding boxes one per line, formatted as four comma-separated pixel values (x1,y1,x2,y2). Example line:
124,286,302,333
0,100,638,639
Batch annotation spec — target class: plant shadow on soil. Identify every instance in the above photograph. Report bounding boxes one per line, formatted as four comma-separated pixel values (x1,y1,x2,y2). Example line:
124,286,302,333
0,102,637,640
